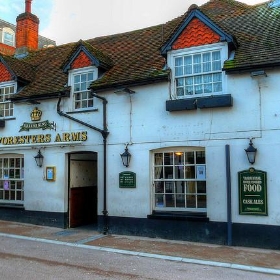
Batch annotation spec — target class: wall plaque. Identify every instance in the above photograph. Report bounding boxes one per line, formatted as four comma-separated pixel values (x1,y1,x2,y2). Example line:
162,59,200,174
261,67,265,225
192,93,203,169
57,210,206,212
119,171,136,188
238,168,267,215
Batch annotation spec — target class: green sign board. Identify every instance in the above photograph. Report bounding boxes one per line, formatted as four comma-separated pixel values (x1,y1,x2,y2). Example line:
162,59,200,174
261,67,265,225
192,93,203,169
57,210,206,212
119,171,136,188
238,168,267,215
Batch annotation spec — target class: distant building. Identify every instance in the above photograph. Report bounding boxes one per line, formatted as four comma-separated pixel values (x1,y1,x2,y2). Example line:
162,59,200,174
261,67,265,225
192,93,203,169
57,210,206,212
1,0,280,250
0,1,55,56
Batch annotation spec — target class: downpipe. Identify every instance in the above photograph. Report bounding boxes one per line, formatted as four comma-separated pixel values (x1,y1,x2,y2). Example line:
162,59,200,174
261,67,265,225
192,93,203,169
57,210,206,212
57,94,109,234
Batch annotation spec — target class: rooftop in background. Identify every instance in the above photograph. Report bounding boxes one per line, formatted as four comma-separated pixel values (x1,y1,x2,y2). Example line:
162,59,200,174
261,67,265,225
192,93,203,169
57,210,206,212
0,18,56,55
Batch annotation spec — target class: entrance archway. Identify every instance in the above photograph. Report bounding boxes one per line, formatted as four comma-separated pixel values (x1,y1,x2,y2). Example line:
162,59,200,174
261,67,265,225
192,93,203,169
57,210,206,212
68,152,97,227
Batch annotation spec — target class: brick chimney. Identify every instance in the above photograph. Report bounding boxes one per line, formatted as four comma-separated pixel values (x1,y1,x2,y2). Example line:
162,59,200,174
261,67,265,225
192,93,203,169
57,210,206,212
15,0,39,57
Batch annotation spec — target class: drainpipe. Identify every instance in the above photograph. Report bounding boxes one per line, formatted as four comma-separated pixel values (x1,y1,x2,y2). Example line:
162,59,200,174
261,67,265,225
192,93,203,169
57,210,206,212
57,94,109,234
225,144,232,246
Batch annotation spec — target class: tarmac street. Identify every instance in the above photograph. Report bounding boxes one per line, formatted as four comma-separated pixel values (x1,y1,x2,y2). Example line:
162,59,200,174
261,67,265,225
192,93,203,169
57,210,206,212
0,220,280,279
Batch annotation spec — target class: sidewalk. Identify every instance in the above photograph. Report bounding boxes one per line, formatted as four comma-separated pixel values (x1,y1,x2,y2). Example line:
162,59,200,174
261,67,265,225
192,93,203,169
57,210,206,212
0,220,280,273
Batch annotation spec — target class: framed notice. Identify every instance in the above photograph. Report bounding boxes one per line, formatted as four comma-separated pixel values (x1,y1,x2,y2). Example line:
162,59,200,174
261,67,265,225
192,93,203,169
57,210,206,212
119,171,136,188
46,166,56,181
238,168,267,215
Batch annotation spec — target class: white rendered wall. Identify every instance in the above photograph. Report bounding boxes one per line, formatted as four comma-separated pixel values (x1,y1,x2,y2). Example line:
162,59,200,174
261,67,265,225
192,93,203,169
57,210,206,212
1,68,280,227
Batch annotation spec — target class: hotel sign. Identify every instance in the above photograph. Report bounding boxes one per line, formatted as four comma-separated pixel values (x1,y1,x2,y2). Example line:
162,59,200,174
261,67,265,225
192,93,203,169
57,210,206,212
238,168,267,216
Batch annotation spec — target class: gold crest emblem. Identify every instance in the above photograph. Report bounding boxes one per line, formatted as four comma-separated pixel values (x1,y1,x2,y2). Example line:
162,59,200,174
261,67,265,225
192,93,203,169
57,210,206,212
30,107,42,121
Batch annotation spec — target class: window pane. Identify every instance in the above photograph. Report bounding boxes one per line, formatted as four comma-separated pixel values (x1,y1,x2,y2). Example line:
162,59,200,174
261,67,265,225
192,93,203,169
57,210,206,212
196,151,205,164
154,153,163,165
186,195,196,208
155,182,163,193
186,181,196,193
175,67,183,77
164,153,173,165
164,166,173,179
176,78,184,87
81,74,87,82
197,195,206,208
175,57,183,66
197,181,206,193
185,152,194,164
74,75,80,83
176,194,185,207
185,166,195,179
155,194,164,207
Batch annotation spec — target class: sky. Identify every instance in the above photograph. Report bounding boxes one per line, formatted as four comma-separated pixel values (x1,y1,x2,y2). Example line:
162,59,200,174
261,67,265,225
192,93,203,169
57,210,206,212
1,0,267,45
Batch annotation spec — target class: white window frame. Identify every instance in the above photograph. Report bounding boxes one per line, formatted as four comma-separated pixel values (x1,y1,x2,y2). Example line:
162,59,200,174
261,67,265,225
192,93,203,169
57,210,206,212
167,43,228,99
68,66,98,111
0,82,16,119
2,27,15,47
152,148,206,213
0,154,24,205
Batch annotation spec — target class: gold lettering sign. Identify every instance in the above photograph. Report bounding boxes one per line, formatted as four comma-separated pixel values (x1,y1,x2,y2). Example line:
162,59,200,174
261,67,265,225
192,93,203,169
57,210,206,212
0,131,88,145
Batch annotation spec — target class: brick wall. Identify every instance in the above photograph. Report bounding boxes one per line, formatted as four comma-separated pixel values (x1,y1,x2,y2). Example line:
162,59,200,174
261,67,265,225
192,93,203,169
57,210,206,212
0,43,15,56
16,13,39,51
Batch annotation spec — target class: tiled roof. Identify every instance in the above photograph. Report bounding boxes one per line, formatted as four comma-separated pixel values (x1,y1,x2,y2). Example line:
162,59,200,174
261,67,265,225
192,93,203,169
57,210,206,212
199,0,280,71
4,0,280,99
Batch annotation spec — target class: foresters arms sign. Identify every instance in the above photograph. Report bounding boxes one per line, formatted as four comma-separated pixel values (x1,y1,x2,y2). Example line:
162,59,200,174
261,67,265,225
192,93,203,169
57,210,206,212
238,168,268,216
0,107,88,145
0,131,88,145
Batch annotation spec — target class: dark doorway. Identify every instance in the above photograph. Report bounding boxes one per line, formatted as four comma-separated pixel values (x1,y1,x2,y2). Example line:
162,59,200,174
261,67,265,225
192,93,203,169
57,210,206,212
68,152,97,228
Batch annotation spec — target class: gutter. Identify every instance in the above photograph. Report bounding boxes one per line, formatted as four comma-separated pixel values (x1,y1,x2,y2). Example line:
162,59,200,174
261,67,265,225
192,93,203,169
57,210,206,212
57,94,109,234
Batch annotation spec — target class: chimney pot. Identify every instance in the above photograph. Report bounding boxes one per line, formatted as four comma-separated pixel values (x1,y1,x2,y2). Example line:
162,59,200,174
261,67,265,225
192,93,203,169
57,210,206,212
25,0,32,13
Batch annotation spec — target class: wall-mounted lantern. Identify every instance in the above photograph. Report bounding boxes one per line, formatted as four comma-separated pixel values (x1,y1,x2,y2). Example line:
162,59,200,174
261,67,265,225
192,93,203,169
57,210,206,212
34,149,44,167
245,139,257,164
120,145,131,167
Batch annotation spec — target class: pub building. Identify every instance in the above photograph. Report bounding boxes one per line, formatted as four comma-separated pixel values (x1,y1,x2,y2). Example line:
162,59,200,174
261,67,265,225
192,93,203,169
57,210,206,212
1,0,280,249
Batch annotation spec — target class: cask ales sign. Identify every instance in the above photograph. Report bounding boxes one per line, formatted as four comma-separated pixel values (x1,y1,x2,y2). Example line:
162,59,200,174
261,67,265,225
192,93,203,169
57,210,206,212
238,168,267,215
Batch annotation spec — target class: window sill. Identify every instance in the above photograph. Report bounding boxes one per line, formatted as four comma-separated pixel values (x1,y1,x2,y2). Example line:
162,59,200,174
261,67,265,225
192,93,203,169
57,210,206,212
166,94,232,112
0,203,24,209
147,211,209,222
66,108,98,114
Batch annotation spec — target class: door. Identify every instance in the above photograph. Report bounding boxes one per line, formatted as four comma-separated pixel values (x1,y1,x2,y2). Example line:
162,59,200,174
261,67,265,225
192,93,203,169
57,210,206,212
69,152,97,227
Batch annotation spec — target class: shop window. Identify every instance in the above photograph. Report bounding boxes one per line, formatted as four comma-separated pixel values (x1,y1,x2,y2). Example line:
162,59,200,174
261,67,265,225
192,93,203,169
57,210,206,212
0,155,24,205
153,149,206,212
0,83,15,118
70,67,97,111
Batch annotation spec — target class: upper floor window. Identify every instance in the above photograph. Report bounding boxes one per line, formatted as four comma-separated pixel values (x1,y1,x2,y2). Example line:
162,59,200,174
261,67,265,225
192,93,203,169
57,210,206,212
169,43,227,99
0,83,15,118
2,28,15,47
70,67,97,110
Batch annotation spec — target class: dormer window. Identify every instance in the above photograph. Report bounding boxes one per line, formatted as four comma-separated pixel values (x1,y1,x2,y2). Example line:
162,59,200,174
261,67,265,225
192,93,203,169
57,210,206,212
2,28,15,47
70,67,97,110
169,44,227,99
174,49,222,97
